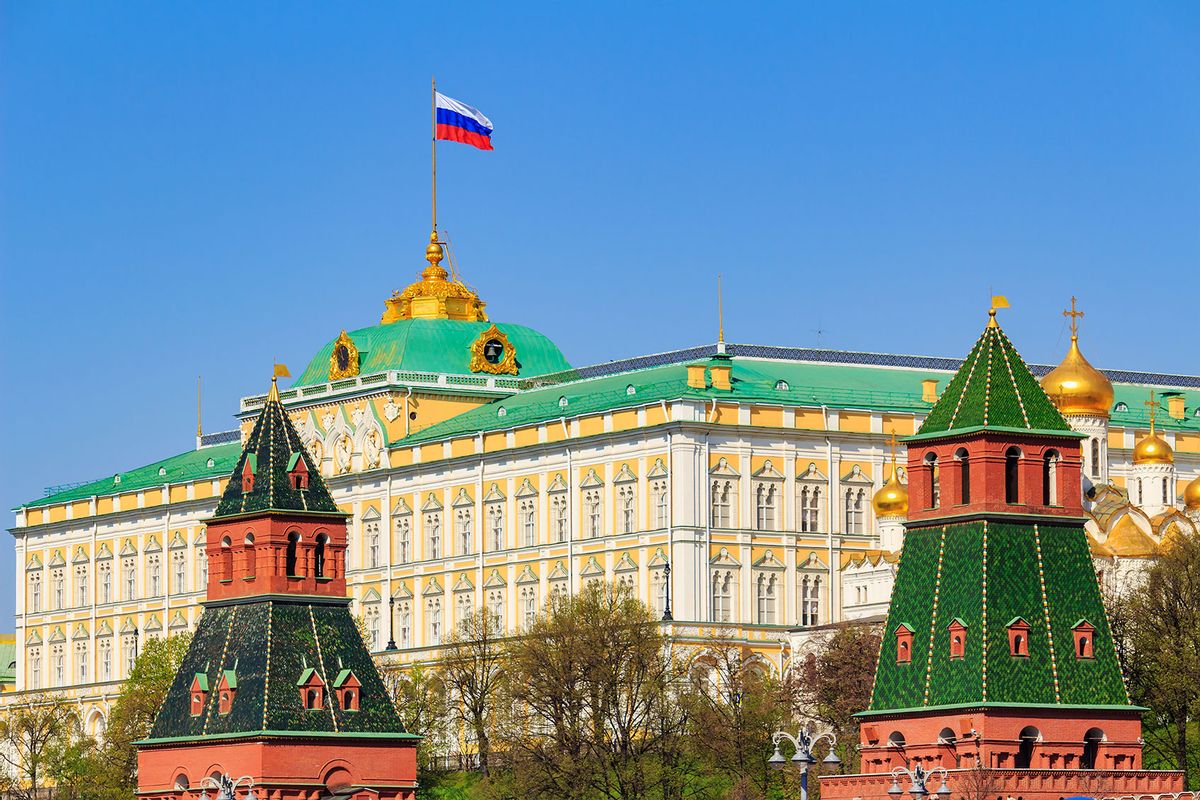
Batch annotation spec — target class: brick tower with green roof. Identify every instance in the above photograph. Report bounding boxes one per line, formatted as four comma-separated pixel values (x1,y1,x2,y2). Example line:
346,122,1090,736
822,311,1181,800
136,378,418,800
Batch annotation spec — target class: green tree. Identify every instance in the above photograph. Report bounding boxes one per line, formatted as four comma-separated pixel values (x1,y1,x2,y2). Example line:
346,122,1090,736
441,608,506,775
0,693,82,800
383,664,452,780
800,622,882,766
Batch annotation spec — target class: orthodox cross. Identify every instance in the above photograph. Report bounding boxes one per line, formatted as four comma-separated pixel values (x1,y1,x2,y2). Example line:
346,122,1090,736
1145,390,1159,432
1063,296,1084,337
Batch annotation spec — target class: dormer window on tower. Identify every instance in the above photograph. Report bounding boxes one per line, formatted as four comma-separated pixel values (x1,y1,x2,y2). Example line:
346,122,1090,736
1072,620,1096,659
241,454,258,493
334,669,361,711
894,622,914,664
189,674,209,716
948,618,967,660
287,452,310,491
1007,617,1031,657
217,669,237,715
298,668,326,710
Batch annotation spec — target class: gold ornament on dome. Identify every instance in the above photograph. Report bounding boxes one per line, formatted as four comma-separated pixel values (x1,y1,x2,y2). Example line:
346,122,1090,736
1183,474,1200,510
469,324,518,375
872,432,909,517
381,231,489,323
328,330,361,380
1040,297,1114,417
1133,390,1174,465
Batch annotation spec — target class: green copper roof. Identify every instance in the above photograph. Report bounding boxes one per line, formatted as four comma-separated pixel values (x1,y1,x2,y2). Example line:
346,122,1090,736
915,319,1074,439
293,318,572,387
146,598,409,741
0,641,15,685
213,388,339,518
869,520,1129,712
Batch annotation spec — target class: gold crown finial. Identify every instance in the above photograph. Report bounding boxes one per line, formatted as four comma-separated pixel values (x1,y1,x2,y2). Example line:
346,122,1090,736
423,230,447,280
1064,296,1084,339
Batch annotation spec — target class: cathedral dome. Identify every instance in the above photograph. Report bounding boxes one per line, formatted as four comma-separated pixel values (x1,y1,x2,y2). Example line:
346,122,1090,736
1184,474,1200,510
1040,336,1113,418
872,470,908,517
1133,430,1174,465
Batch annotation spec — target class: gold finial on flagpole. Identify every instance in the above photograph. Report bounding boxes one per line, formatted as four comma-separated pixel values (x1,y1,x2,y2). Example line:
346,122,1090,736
717,273,724,348
196,375,203,439
431,76,437,237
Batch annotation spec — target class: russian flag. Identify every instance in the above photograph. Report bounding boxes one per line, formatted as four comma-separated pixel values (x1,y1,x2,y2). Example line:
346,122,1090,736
435,92,494,151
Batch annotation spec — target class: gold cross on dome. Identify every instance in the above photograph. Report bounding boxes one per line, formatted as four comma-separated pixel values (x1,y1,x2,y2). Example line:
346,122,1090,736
1144,390,1158,432
886,430,899,467
1063,296,1084,337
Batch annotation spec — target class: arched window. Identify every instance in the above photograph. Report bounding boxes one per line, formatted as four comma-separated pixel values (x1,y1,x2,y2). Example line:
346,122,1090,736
314,533,328,578
755,484,777,531
243,533,256,578
1042,450,1060,506
220,536,233,581
1081,728,1104,770
955,448,971,505
755,573,777,624
799,486,821,532
710,481,733,527
1090,438,1101,478
711,571,732,622
887,732,906,748
1161,477,1169,505
1015,726,1040,769
1005,447,1021,504
924,453,940,509
286,532,300,577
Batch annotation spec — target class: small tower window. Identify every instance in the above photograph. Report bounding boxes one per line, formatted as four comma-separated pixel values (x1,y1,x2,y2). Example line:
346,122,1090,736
894,623,914,663
334,669,362,711
189,674,209,717
241,455,257,493
948,619,967,660
299,669,326,710
217,670,237,715
286,531,301,577
1073,620,1095,659
1042,450,1060,506
288,452,310,491
1005,447,1022,504
955,448,970,505
314,533,328,578
1007,617,1030,657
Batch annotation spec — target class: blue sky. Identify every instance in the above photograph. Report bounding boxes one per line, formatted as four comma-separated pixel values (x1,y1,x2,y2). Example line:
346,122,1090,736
2,2,1197,624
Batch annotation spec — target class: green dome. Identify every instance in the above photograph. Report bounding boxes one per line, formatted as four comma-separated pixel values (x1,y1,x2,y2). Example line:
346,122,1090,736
293,318,571,387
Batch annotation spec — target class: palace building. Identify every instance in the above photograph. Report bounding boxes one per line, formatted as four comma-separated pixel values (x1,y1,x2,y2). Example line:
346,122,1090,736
7,237,1200,737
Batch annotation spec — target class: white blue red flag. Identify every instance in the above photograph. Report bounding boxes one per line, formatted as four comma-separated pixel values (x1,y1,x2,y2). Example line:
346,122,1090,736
435,92,494,151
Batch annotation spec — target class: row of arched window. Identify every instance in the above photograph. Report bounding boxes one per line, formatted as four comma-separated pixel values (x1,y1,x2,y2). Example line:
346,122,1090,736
216,531,331,580
923,448,1060,509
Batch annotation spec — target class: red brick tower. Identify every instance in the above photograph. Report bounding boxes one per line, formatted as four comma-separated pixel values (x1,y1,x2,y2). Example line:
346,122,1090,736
821,312,1182,800
136,379,418,800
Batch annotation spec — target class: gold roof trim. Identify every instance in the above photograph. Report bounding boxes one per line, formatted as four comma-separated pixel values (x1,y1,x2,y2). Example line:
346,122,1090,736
382,231,488,323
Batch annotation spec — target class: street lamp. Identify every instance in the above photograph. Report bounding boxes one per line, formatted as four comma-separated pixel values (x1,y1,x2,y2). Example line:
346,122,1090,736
132,626,139,659
385,595,398,651
768,721,841,800
661,561,673,621
887,765,951,799
196,773,257,800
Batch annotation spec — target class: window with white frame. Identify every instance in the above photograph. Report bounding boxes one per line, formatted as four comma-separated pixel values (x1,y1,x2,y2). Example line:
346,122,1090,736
487,504,504,551
394,514,412,563
148,555,162,596
28,572,41,613
75,565,89,607
426,597,442,646
122,635,136,675
75,641,88,683
172,551,186,594
122,558,136,600
455,592,474,633
616,571,635,594
198,547,208,587
397,600,412,648
520,499,537,547
99,638,112,681
844,488,866,534
98,561,112,604
519,585,537,629
425,513,442,560
711,480,734,528
711,570,734,622
487,589,504,629
51,644,64,686
584,490,602,538
364,603,381,650
652,480,668,528
455,508,473,556
28,648,41,689
618,484,637,534
754,483,778,531
652,568,668,615
800,575,821,626
366,519,382,567
755,573,778,624
799,484,822,532
551,494,568,542
550,579,568,603
51,569,64,610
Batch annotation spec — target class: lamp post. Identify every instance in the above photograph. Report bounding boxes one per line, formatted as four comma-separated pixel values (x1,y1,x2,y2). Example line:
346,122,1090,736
886,764,951,799
132,626,139,659
385,595,398,651
768,721,841,800
197,773,257,800
661,561,673,621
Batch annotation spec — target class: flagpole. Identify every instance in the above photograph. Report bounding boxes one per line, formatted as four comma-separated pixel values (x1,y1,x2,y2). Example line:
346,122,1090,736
431,76,437,236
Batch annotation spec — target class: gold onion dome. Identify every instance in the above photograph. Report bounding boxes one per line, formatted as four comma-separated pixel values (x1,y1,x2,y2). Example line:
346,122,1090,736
381,231,489,323
1183,474,1200,509
1040,335,1114,418
1133,429,1174,465
872,470,909,517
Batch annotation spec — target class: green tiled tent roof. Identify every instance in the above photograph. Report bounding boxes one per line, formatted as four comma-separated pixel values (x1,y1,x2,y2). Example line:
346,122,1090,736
867,520,1130,713
293,318,572,387
146,598,414,741
915,317,1075,439
213,386,339,519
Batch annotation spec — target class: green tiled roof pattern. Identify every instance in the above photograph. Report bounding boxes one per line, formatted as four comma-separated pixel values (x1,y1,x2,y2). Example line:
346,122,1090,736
23,442,241,510
870,520,1128,712
918,323,1073,437
148,599,408,741
293,318,572,387
0,642,15,684
214,393,338,518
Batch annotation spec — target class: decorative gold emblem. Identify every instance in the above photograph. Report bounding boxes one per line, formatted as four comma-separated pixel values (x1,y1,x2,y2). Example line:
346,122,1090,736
328,330,361,380
469,324,518,375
